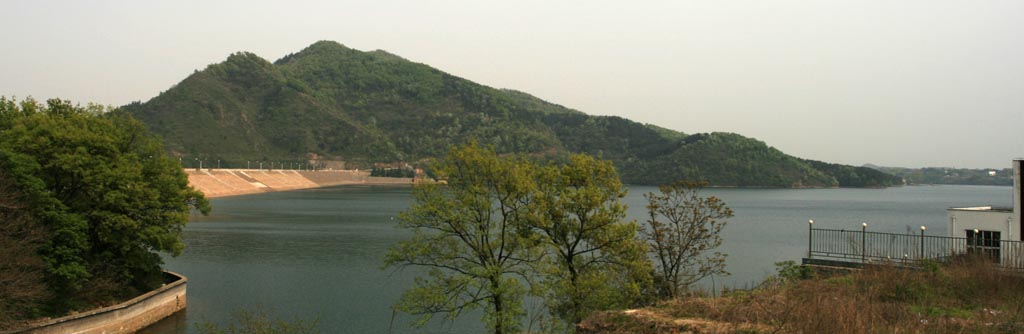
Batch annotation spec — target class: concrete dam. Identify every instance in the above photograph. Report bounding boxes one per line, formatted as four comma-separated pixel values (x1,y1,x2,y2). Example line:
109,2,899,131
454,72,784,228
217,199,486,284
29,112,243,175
185,169,412,198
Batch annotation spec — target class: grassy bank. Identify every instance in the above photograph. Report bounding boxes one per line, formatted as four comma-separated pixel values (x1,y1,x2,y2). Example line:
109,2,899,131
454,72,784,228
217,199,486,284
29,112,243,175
580,259,1024,334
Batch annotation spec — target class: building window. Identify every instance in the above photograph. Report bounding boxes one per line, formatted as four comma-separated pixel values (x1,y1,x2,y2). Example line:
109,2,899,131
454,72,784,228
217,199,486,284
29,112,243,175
966,230,1001,261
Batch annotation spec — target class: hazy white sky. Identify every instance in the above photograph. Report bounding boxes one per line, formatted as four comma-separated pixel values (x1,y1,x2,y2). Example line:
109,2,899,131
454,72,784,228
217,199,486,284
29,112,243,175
2,0,1022,168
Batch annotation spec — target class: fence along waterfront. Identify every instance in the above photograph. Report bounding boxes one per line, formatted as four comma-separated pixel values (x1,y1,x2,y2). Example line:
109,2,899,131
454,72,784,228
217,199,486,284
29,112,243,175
807,222,1024,271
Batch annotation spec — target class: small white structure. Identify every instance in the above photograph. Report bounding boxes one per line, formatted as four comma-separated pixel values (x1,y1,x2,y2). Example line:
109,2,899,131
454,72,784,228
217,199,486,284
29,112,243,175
948,160,1023,265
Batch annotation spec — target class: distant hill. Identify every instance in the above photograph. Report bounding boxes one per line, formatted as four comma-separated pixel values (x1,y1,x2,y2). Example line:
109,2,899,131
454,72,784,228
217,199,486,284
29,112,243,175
866,165,1011,186
802,160,903,188
122,41,900,188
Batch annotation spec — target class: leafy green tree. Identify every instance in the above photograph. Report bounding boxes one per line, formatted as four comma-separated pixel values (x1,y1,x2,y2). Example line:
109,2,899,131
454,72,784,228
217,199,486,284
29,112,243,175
385,143,539,334
642,181,732,299
531,154,650,328
0,97,210,311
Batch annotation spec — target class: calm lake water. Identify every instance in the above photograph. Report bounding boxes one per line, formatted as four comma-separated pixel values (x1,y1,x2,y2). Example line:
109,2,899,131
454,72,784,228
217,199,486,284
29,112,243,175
142,184,1011,334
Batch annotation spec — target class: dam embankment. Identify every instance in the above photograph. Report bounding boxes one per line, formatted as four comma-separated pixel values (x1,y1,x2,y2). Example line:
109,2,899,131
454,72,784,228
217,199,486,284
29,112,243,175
185,169,412,198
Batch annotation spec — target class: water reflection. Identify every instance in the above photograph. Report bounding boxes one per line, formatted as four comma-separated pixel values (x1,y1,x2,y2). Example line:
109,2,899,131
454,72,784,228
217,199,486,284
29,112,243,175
143,184,1011,333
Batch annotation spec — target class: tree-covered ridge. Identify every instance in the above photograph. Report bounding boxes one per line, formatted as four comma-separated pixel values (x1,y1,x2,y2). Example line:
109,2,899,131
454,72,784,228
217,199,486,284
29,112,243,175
124,40,899,188
653,133,838,187
802,160,904,188
869,165,1012,186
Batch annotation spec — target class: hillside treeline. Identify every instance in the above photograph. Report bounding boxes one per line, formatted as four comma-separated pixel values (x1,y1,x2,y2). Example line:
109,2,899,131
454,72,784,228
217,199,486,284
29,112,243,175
123,41,900,188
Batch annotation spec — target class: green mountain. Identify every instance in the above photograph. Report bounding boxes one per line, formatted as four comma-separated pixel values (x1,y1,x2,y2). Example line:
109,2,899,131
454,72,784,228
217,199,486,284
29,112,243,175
122,41,899,188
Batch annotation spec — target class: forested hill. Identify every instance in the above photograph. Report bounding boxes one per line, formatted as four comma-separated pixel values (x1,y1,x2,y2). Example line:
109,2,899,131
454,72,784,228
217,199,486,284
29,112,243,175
122,40,899,188
868,165,1012,186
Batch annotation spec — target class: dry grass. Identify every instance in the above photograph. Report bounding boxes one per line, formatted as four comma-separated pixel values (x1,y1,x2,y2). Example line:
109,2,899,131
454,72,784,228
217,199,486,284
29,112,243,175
580,259,1024,334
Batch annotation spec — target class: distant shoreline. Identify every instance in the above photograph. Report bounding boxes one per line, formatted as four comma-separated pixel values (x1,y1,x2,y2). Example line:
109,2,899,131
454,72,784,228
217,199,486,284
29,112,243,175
184,169,413,199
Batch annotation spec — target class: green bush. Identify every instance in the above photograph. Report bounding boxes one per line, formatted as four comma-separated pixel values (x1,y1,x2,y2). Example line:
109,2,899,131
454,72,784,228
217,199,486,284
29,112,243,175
0,97,210,313
774,261,813,281
196,307,319,334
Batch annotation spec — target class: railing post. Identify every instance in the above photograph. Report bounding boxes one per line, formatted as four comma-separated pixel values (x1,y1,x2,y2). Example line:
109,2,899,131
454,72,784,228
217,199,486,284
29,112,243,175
973,228,980,257
920,226,926,260
808,219,814,259
862,222,868,262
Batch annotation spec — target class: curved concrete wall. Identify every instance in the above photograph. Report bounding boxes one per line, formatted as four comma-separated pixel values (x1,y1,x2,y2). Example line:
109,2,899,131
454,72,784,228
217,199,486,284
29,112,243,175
187,169,413,198
2,272,186,334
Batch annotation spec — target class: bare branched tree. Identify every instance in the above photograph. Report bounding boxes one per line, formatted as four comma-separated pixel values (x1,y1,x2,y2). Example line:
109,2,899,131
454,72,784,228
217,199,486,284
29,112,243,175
643,181,733,299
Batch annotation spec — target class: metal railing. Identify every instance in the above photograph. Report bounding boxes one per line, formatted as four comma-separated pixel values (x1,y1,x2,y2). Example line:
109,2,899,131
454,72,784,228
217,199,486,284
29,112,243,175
807,222,1024,271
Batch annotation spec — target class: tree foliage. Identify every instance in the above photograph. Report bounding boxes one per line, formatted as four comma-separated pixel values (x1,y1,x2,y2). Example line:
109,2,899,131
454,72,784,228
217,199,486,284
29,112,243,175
195,306,319,334
643,181,732,299
386,144,653,333
385,143,539,334
0,97,210,313
802,159,903,187
0,167,51,329
531,154,650,327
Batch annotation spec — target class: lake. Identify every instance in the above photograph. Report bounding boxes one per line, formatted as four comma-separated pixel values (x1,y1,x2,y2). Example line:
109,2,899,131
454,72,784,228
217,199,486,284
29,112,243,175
142,184,1012,334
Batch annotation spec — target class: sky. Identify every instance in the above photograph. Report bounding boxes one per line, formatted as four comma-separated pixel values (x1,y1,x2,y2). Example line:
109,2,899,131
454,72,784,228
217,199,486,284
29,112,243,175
2,0,1022,169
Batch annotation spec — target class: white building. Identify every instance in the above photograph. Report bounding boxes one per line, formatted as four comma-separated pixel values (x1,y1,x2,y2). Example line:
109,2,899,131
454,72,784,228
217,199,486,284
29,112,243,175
947,160,1023,265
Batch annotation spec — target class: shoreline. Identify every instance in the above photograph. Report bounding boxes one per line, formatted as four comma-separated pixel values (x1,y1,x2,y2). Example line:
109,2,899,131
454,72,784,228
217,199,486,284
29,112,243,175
185,169,413,199
2,272,186,334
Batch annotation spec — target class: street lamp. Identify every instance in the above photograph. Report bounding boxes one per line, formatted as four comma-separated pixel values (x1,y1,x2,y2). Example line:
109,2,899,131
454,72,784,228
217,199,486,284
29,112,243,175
919,226,927,260
974,229,980,253
861,222,868,262
807,219,814,259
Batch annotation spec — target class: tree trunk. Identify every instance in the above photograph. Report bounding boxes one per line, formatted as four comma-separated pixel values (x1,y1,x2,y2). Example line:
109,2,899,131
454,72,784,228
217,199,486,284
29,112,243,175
492,278,504,334
570,265,583,325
